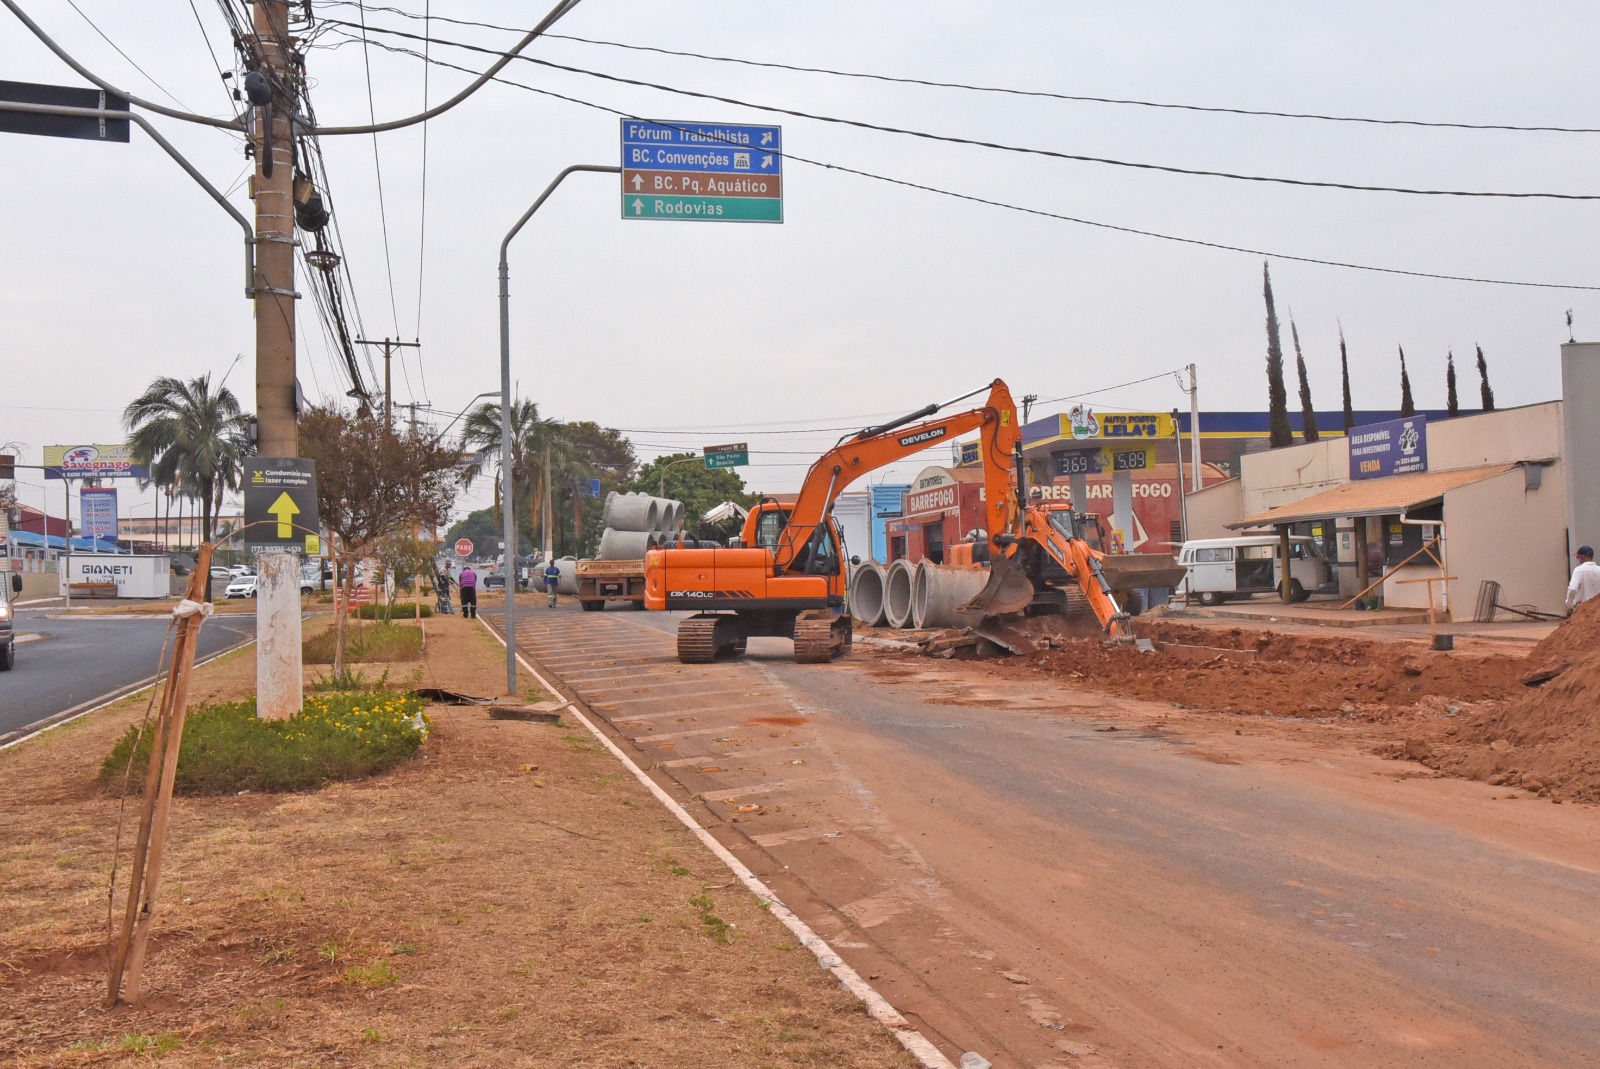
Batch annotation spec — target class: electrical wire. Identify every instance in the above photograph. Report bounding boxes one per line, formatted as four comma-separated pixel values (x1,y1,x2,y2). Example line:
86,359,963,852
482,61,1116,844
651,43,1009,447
313,3,1600,136
61,0,193,111
334,37,1600,292
185,0,239,118
356,3,403,337
329,19,1600,202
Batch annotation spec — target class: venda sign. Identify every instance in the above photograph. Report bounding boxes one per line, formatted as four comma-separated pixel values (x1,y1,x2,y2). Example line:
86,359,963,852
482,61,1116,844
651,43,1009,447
1349,415,1427,480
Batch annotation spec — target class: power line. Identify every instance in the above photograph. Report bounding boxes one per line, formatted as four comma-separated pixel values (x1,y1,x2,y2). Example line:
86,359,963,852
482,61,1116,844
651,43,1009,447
61,0,193,111
335,37,1600,292
356,2,403,336
315,3,1600,135
329,19,1600,201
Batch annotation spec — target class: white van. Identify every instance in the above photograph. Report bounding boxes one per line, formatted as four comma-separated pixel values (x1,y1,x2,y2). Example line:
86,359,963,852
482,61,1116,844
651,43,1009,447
1178,535,1333,606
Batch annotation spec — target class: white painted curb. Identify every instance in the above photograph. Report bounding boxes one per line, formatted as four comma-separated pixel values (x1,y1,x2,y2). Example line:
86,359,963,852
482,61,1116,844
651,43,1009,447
478,617,956,1069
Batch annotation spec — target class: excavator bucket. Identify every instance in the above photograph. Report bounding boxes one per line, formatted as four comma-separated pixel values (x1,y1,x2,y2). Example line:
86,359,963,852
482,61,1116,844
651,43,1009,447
1096,553,1187,593
961,556,1036,618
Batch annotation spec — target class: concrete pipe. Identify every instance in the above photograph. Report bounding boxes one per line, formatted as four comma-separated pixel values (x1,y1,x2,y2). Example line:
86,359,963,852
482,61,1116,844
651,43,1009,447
556,556,579,596
656,500,685,535
602,491,660,533
883,559,917,629
912,562,992,629
598,528,656,561
850,562,888,627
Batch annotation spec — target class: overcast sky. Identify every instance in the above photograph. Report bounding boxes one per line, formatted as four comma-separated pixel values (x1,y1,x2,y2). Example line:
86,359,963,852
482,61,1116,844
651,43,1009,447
4,0,1597,528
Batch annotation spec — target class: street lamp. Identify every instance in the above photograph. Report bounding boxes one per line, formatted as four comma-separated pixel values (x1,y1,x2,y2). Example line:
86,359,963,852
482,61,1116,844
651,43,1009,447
497,163,619,697
659,454,702,498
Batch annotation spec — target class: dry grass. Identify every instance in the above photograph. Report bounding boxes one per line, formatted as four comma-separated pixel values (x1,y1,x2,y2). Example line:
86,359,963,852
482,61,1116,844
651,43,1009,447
0,614,913,1068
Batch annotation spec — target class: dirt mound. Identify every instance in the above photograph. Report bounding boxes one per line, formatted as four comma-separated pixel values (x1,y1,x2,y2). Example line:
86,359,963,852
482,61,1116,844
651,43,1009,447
1525,593,1600,672
1421,601,1600,803
955,623,1526,720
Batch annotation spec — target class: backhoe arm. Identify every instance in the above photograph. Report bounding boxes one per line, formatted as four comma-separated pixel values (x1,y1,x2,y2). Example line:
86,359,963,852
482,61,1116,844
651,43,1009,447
1022,510,1134,640
773,380,1021,572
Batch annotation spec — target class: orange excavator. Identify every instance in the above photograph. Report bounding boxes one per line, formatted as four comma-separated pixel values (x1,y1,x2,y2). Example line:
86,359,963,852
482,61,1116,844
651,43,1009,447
643,380,1022,663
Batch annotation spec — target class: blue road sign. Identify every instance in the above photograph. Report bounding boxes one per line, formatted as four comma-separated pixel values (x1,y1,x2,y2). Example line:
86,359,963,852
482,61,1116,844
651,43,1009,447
621,119,783,223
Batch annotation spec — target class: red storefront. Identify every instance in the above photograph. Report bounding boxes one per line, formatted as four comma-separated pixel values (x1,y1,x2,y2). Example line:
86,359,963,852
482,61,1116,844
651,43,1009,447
887,462,1227,563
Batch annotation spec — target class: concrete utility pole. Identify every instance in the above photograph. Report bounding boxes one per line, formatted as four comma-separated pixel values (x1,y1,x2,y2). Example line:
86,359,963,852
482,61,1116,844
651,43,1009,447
251,0,303,719
355,337,422,430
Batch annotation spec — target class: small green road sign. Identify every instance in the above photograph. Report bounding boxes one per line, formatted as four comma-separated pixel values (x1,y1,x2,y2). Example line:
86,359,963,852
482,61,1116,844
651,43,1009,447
703,443,749,469
244,458,321,553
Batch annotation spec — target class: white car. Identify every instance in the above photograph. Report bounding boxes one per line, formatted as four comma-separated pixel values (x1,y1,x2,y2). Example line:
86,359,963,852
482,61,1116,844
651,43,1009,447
225,575,258,598
227,565,253,578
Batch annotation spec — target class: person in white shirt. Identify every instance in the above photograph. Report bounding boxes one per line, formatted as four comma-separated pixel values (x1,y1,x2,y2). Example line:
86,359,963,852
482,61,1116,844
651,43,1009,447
1564,545,1600,613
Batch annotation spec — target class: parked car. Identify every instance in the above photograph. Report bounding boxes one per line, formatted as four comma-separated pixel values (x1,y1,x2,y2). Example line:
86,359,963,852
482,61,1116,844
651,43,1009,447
225,575,258,599
1177,535,1334,606
0,572,21,671
227,565,253,578
209,566,233,581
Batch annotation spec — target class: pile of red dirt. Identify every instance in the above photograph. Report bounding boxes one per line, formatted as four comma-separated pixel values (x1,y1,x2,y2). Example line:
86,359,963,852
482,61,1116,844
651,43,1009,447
949,618,1527,720
1422,598,1600,803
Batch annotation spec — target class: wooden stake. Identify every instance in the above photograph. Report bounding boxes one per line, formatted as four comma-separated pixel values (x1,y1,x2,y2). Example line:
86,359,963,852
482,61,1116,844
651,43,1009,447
106,542,214,1007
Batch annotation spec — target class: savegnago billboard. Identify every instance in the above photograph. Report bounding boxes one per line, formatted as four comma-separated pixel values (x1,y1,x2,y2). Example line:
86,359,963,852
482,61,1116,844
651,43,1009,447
43,443,149,480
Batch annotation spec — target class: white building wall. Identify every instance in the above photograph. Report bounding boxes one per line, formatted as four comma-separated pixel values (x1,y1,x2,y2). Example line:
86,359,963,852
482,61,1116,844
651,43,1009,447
833,491,872,565
1441,466,1568,618
1185,478,1243,540
1238,437,1351,517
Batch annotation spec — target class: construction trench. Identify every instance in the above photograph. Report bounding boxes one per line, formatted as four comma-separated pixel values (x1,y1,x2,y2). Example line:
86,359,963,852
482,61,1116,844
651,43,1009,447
843,557,1600,802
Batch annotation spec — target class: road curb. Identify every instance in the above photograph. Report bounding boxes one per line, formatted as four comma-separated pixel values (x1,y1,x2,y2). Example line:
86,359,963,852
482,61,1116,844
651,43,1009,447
0,637,255,751
477,616,958,1069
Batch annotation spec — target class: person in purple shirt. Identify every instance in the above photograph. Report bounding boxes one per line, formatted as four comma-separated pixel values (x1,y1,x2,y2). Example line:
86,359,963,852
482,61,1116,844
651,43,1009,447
458,564,478,619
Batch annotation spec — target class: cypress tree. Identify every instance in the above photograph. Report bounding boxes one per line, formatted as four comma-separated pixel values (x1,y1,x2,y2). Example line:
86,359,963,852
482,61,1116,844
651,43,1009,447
1476,345,1496,411
1398,346,1416,416
1446,351,1460,416
1339,326,1355,432
1262,263,1292,447
1291,319,1319,442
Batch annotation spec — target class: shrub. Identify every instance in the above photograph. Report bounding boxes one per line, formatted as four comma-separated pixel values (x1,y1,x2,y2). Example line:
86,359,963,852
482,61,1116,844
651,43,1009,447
355,603,432,621
101,692,427,795
303,622,423,664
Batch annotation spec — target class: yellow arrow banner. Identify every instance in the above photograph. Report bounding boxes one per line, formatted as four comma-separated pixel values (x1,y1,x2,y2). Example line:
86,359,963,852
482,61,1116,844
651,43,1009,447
267,490,300,538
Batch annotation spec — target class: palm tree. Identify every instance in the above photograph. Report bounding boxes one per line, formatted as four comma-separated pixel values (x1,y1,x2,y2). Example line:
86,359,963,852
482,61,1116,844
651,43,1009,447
460,399,565,546
123,373,251,543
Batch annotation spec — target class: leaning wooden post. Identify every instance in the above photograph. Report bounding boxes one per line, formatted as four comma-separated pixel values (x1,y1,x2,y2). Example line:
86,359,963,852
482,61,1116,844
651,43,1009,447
106,542,214,1007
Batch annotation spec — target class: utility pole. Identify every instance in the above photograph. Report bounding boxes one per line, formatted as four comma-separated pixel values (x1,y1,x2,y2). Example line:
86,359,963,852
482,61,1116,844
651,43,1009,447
251,0,303,720
1186,363,1202,492
354,337,422,430
1021,393,1038,424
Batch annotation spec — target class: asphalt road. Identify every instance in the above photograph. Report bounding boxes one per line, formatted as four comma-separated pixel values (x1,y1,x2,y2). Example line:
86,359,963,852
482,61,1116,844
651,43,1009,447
497,604,1600,1069
1,608,257,742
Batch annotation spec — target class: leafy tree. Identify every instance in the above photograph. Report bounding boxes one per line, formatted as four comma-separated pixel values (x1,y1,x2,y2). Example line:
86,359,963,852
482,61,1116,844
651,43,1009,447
444,506,502,553
1398,346,1416,416
1446,351,1460,416
1338,327,1355,432
1290,319,1319,443
629,454,758,540
122,372,251,545
1476,345,1496,411
1261,264,1292,447
459,399,562,551
300,406,462,675
552,421,636,557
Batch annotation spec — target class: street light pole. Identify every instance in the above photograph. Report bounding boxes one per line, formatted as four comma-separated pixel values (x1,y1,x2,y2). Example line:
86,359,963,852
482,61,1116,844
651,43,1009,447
497,163,619,697
659,455,702,498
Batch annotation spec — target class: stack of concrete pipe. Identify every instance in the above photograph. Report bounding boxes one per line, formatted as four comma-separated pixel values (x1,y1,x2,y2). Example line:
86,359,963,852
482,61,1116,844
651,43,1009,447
849,562,888,627
595,491,685,561
858,559,997,630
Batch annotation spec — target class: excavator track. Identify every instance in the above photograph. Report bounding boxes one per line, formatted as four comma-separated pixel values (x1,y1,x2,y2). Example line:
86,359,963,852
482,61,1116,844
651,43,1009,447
793,611,851,664
677,614,728,664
